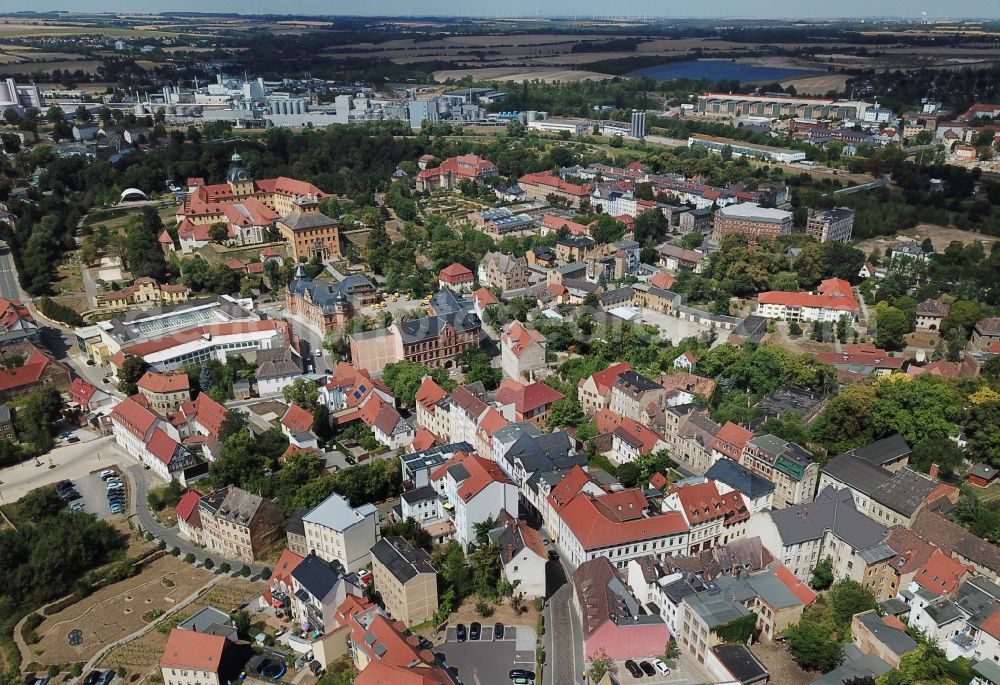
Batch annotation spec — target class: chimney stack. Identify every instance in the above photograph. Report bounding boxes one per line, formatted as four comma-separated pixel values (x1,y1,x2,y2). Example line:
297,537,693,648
929,463,940,480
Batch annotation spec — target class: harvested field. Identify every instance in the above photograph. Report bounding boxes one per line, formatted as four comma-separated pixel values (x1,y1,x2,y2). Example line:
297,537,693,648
433,66,615,82
778,74,851,95
0,60,102,75
898,224,998,251
28,556,212,666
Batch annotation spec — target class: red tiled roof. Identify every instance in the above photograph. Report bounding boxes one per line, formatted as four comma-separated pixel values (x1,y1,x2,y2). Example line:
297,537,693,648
668,480,748,525
650,472,669,490
502,322,546,359
519,172,590,197
473,287,498,308
495,379,564,414
418,155,497,181
611,415,666,455
439,263,474,283
268,548,305,589
67,378,98,405
816,344,905,371
886,525,937,574
430,451,512,502
711,421,755,459
191,392,227,438
477,407,508,438
414,375,448,411
158,229,174,244
160,628,228,671
138,370,190,395
913,549,972,597
649,272,677,290
579,361,631,394
282,403,314,432
175,490,202,524
557,487,687,550
981,607,1000,640
409,427,437,452
548,465,599,512
0,348,49,392
758,278,858,312
542,214,591,236
146,427,180,465
774,564,818,605
109,395,159,441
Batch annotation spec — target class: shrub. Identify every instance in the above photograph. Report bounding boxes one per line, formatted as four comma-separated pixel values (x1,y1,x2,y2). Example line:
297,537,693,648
183,553,195,564
47,665,60,678
203,558,214,570
37,297,83,326
240,565,251,577
70,663,83,677
219,562,231,574
170,546,180,556
475,601,493,617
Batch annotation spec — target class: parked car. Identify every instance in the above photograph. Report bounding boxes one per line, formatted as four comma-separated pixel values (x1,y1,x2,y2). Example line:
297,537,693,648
62,490,81,501
494,622,504,639
455,624,467,642
99,470,117,480
470,622,481,640
624,660,643,678
67,436,80,443
652,659,670,676
345,456,357,466
508,669,534,680
82,670,101,685
639,661,656,677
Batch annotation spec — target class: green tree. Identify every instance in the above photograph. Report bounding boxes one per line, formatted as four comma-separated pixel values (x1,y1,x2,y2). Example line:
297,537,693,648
810,557,834,590
382,361,452,407
786,620,843,672
117,355,149,395
231,609,251,636
588,650,617,681
208,223,229,244
16,386,63,450
18,486,66,523
547,397,584,429
875,305,909,350
283,378,319,410
218,409,249,442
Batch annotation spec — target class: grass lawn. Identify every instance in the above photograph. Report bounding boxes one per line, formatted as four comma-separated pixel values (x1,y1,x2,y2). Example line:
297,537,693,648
973,481,1000,504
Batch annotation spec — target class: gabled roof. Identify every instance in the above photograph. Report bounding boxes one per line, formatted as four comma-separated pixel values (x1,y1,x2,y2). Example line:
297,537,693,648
502,321,546,358
415,375,448,411
175,491,202,525
704,459,775,499
768,486,887,550
160,628,228,671
555,485,687,550
109,395,160,441
281,403,314,432
430,451,512,503
579,361,631,394
67,377,99,405
495,379,564,414
138,370,191,395
268,548,305,589
913,549,973,597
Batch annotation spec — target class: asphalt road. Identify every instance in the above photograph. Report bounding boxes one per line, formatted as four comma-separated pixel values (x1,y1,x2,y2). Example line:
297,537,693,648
0,250,22,301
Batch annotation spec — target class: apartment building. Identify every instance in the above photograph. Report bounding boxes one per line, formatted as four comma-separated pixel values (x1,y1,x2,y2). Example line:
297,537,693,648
429,451,519,548
198,486,285,563
807,208,855,243
137,370,192,412
478,251,530,291
608,370,665,418
548,466,688,569
500,321,547,382
302,492,380,572
662,480,750,554
160,629,244,685
289,552,363,635
517,171,591,206
713,203,793,244
577,361,631,418
414,375,450,442
746,487,889,585
741,434,818,508
370,536,437,627
109,395,200,484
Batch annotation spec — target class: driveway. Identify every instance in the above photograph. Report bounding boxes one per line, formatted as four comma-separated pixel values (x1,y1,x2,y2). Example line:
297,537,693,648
639,308,731,347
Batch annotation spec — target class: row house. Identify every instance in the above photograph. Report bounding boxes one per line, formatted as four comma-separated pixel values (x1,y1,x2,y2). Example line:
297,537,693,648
704,459,775,514
169,392,228,460
819,434,957,527
608,370,665,418
498,428,585,522
741,434,818,508
596,410,669,466
500,321,547,382
109,395,200,483
495,379,564,427
906,576,1000,664
662,480,750,555
746,487,894,594
547,466,688,569
577,361,632,418
414,375,450,442
429,451,519,549
198,485,285,563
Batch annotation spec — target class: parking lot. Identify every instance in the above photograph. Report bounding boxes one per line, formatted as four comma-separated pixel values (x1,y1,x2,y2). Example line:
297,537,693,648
63,467,126,520
610,654,708,685
436,625,536,685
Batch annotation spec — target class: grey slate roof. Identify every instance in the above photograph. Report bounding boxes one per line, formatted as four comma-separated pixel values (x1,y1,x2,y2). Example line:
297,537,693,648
841,433,911,467
711,644,769,685
370,536,434,584
769,486,887,549
821,455,935,518
291,552,346,600
807,645,891,685
855,611,917,657
401,484,438,505
704,460,775,499
281,210,337,230
396,311,481,343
